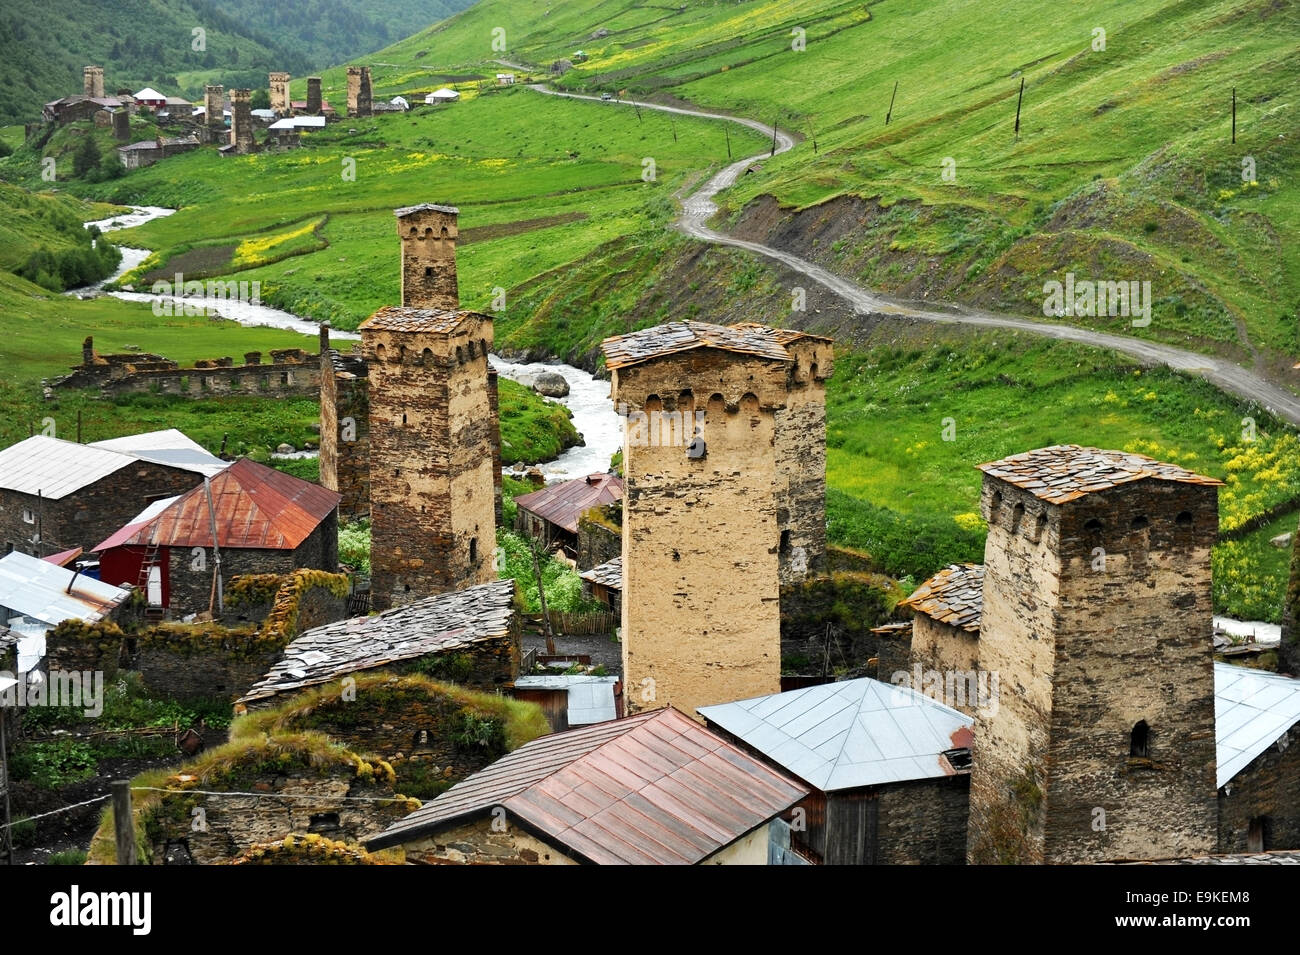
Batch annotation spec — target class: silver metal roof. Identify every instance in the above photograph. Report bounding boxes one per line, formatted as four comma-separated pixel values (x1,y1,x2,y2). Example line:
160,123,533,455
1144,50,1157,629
0,436,135,499
1215,662,1300,788
0,552,131,627
514,675,619,725
698,677,974,791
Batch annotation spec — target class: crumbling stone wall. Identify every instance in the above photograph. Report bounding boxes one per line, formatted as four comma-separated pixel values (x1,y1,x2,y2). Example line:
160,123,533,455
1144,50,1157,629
969,476,1218,864
577,507,620,570
614,350,788,719
397,816,576,865
1217,726,1300,853
319,334,370,522
774,337,833,584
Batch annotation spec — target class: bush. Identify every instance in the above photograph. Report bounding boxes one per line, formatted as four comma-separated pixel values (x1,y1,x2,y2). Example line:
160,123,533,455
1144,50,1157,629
49,849,88,866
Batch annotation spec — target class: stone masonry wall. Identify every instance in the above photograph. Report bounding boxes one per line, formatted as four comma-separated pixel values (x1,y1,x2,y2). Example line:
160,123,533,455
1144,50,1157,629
577,508,620,570
909,616,980,707
774,338,833,585
399,816,577,865
615,350,789,720
1217,726,1300,853
969,476,1219,864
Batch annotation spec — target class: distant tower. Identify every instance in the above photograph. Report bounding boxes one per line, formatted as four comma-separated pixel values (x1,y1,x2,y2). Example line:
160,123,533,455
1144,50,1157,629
269,72,290,116
229,89,255,154
603,321,800,720
346,66,373,117
360,204,497,610
967,445,1221,864
729,323,833,583
204,85,224,130
306,77,323,115
83,66,105,98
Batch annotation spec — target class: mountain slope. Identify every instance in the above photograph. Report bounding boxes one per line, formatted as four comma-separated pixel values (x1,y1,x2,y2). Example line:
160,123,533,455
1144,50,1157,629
0,0,475,124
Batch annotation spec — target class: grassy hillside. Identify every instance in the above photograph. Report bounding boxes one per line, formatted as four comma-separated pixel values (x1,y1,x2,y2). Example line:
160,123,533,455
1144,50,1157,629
358,0,1299,367
0,0,476,124
41,89,765,330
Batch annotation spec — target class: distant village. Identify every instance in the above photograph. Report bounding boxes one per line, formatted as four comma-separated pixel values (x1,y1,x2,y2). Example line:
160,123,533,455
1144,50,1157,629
32,63,489,170
0,180,1296,867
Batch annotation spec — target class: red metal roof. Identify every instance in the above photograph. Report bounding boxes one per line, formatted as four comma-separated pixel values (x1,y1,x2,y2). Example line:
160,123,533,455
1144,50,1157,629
106,458,339,551
42,547,83,568
365,707,808,863
514,473,623,534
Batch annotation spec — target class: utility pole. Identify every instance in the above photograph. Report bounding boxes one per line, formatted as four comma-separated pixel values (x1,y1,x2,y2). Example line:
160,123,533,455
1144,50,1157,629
724,124,731,159
529,540,556,656
1231,87,1236,144
885,81,898,125
770,116,778,156
1014,76,1025,142
112,780,137,865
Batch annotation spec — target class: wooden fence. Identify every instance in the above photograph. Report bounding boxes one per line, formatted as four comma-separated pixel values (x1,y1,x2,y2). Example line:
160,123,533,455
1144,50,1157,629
518,611,618,637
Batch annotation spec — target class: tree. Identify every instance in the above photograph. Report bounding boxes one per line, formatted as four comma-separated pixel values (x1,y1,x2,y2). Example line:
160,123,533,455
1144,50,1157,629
250,88,270,110
72,135,101,178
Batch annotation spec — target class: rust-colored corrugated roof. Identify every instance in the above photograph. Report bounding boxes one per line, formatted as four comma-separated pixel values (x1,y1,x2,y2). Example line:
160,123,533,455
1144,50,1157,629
977,445,1222,505
514,473,622,534
365,707,808,862
727,322,833,345
360,305,487,334
601,321,793,370
112,458,339,551
901,564,984,633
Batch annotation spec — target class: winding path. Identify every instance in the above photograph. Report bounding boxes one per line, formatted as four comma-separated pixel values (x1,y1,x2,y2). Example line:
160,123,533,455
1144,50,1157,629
530,84,1300,427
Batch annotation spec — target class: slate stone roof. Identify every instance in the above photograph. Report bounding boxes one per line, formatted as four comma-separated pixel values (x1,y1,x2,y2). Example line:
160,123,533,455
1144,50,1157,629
579,556,622,591
360,305,485,334
364,707,808,863
901,563,984,633
601,321,794,370
237,579,517,706
394,203,459,217
727,322,834,345
977,445,1222,505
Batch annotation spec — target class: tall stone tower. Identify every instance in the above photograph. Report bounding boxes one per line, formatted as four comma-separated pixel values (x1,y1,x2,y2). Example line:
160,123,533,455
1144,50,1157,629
603,321,798,720
967,445,1222,864
729,323,833,583
204,85,224,129
229,89,255,154
346,66,373,117
269,72,290,116
306,77,323,115
83,66,105,98
360,204,497,610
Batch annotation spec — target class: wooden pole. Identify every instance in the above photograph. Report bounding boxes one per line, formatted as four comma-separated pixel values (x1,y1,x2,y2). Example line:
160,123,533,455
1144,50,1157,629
1014,76,1025,141
76,410,82,444
886,81,898,125
809,120,818,154
0,711,12,865
1232,87,1236,144
724,124,731,158
112,780,136,865
770,117,778,156
530,542,556,656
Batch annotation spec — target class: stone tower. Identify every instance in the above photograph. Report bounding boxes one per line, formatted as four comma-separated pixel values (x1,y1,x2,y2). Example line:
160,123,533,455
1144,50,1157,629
83,66,104,98
269,72,290,116
306,77,322,115
729,323,833,583
318,324,371,523
346,66,373,117
398,203,459,309
967,445,1222,864
360,204,497,610
229,89,255,154
204,85,224,129
603,321,799,720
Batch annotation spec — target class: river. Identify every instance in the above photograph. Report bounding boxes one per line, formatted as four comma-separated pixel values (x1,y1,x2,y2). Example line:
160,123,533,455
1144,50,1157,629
79,206,622,479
